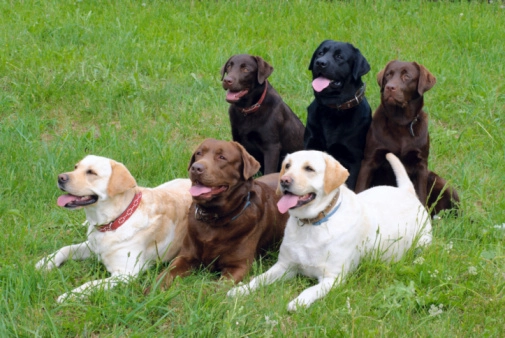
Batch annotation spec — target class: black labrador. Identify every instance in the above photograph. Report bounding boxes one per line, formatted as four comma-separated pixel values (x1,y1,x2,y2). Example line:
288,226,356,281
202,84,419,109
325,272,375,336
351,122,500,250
304,40,372,190
221,54,305,175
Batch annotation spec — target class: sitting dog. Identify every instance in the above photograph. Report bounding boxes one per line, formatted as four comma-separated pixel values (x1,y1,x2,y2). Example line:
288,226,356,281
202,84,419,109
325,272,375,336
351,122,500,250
228,150,432,311
221,54,305,174
355,60,459,215
36,155,192,302
150,139,288,291
304,40,372,190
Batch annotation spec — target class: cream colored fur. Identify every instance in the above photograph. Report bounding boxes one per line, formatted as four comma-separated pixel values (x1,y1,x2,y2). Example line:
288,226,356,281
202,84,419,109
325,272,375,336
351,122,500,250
36,155,192,302
228,151,431,311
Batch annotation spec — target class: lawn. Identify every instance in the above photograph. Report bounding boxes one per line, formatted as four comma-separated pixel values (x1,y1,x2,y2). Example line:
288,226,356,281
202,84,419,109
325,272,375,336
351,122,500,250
1,0,504,336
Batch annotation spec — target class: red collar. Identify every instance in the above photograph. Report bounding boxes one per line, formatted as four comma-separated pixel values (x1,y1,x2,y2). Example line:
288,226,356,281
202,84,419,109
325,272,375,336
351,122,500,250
95,192,142,232
241,80,269,115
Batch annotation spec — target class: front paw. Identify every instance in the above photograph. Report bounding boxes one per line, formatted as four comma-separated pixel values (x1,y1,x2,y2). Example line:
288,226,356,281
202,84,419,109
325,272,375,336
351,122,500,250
35,257,56,270
287,298,309,312
227,284,249,298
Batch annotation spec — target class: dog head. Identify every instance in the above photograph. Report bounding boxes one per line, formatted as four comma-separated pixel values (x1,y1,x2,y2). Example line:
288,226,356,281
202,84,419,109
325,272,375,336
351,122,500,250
220,54,273,103
56,155,137,209
377,60,436,108
309,40,370,105
276,151,349,218
188,138,260,204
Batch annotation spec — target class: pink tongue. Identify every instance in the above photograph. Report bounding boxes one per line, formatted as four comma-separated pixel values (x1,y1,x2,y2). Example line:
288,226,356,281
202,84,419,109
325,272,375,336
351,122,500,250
57,194,78,207
312,77,331,92
277,194,300,214
189,185,212,197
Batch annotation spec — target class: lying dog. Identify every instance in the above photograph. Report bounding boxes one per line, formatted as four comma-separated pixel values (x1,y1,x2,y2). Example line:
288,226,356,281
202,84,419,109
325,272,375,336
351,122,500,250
228,151,432,311
304,40,372,190
355,60,459,215
151,139,288,290
36,155,192,302
221,54,305,174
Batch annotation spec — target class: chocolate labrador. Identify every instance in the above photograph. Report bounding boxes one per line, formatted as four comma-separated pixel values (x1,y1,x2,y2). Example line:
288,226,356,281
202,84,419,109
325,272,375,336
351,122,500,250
151,139,288,290
355,60,459,215
221,54,305,174
304,40,372,190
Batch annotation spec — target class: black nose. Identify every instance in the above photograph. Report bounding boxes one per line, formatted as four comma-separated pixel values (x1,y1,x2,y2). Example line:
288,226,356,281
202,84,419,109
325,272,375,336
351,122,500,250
58,174,69,184
190,163,205,175
315,58,328,68
280,175,292,188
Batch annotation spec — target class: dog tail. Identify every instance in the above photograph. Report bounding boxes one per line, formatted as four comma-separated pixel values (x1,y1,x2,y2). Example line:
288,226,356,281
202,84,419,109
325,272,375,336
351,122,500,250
385,153,416,195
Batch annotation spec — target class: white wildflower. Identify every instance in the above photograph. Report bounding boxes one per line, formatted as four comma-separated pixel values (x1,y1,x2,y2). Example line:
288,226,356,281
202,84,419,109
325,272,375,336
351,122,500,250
429,303,444,317
413,257,425,265
265,316,278,326
429,269,439,278
346,297,352,313
445,241,453,252
468,266,478,275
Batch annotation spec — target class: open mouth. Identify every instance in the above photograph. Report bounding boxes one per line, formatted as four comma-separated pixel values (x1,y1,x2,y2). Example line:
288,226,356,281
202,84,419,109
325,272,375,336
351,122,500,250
225,89,249,103
189,182,228,199
57,194,98,209
312,76,342,92
277,192,316,214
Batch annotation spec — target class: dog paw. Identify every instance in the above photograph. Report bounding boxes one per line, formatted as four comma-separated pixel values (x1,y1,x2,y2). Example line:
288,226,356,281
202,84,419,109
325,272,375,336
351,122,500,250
287,299,309,312
35,257,56,270
57,292,74,303
227,285,249,298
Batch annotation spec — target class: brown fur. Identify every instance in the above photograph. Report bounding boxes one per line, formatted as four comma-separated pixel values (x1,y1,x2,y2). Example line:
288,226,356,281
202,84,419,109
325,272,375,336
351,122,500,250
355,60,459,215
221,54,305,174
152,139,288,290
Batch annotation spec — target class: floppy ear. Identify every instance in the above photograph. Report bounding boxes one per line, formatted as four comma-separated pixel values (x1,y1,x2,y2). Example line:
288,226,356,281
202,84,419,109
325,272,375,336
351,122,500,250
323,153,349,195
377,60,394,89
351,44,371,81
107,160,137,197
308,40,329,71
220,56,233,81
415,62,436,95
233,141,260,180
276,160,287,196
254,56,273,84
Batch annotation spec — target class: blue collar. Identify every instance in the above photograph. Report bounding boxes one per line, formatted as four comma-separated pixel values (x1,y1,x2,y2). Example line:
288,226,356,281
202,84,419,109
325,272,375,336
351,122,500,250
296,193,342,226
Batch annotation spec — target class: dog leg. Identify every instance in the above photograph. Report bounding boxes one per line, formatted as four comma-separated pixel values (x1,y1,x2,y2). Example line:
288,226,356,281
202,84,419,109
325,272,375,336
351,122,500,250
57,274,131,303
287,276,337,312
227,262,294,298
36,241,92,270
263,144,282,174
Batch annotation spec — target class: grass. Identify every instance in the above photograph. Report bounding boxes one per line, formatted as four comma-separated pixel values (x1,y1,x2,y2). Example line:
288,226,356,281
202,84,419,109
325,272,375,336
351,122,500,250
1,0,504,336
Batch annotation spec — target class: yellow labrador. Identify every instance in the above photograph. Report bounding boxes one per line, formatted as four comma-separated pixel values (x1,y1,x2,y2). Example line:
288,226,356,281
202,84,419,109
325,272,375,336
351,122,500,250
228,151,431,311
36,155,192,302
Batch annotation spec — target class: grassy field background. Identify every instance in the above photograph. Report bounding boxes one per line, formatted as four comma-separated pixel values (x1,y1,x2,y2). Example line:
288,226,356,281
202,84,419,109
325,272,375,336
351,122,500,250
1,0,504,336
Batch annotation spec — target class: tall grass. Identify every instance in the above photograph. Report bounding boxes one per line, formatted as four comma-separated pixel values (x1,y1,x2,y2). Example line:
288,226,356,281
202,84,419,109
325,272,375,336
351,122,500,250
1,0,504,336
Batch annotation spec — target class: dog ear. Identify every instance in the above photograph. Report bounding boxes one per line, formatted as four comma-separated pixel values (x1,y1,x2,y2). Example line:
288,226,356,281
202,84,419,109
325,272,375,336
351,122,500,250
415,62,436,95
377,60,394,89
323,153,349,195
107,160,137,197
233,141,260,180
351,45,371,81
254,56,273,84
220,56,233,81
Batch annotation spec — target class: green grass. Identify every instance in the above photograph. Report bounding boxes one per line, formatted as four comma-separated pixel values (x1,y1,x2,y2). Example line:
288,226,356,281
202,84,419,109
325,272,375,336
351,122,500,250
1,0,504,336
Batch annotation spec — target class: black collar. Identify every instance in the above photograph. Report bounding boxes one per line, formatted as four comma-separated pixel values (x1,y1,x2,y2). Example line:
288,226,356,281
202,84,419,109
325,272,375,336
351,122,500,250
194,192,251,224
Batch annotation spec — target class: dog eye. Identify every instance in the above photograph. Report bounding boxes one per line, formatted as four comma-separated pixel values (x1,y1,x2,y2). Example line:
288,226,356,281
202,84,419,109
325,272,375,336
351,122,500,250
86,169,96,175
218,155,226,160
304,166,315,172
334,54,342,60
241,67,249,73
285,163,291,169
